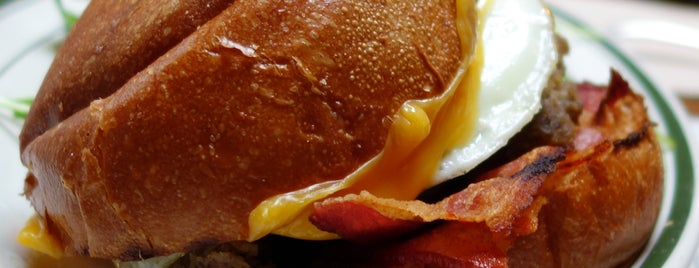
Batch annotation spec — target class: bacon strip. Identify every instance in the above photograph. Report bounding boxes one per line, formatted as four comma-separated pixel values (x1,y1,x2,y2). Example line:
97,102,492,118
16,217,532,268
311,147,562,238
309,147,563,267
306,70,658,267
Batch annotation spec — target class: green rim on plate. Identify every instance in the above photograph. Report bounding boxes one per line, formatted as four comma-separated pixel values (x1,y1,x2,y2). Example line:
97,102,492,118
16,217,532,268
552,6,695,267
0,2,693,267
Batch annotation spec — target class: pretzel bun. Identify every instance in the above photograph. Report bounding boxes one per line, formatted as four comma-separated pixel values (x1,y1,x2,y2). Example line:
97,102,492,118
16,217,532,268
20,0,473,260
508,73,664,267
18,0,664,266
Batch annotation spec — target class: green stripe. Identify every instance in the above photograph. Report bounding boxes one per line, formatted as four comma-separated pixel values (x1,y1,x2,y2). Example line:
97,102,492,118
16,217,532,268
552,7,695,267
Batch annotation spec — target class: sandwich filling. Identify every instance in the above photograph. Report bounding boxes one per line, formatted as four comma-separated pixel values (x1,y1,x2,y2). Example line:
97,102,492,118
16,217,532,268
248,0,557,241
17,0,558,259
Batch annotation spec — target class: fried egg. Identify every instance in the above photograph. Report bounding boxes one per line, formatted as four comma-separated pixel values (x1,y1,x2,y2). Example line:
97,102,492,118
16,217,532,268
247,0,558,240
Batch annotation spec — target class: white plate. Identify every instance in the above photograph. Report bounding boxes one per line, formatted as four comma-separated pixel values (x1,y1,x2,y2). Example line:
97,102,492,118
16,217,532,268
546,0,699,99
0,1,697,267
552,7,699,267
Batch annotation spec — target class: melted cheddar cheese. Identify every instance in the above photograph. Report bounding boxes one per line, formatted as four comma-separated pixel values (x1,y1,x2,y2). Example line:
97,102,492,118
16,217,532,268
248,0,485,241
248,0,558,240
18,0,558,256
17,215,63,258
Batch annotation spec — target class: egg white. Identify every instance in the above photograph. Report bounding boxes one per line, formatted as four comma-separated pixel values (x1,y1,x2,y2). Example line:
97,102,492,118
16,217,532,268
435,0,557,183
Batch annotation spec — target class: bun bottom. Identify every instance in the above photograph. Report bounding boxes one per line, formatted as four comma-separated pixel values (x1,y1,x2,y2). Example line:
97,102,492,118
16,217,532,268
508,71,663,267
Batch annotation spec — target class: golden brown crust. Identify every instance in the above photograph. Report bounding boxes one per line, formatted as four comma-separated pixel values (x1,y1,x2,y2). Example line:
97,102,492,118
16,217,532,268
20,0,235,150
180,75,663,267
509,127,662,267
508,72,664,267
189,73,662,268
21,0,471,260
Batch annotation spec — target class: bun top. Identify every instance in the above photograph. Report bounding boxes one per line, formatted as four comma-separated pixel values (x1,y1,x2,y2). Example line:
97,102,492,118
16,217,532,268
20,0,475,260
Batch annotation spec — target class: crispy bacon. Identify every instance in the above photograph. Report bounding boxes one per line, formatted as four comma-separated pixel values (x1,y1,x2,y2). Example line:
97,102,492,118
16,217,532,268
572,127,604,152
379,222,510,268
309,147,563,267
577,82,607,116
311,147,563,240
304,70,660,267
508,72,661,267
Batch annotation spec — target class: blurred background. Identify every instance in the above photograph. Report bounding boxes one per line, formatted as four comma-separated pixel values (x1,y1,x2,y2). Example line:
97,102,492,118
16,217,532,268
664,0,699,4
547,0,699,116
